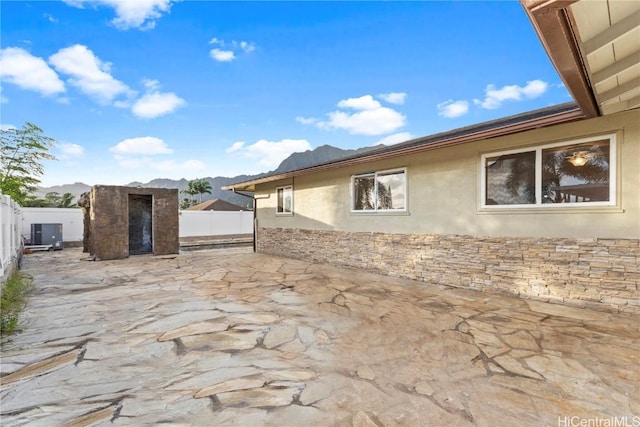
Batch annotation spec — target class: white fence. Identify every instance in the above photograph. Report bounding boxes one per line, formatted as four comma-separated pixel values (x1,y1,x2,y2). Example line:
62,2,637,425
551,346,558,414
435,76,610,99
1,194,23,281
19,208,253,243
179,210,253,237
21,208,84,244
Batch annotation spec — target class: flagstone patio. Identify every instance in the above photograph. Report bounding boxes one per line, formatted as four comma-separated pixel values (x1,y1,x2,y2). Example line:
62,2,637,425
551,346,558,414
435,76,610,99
1,247,638,426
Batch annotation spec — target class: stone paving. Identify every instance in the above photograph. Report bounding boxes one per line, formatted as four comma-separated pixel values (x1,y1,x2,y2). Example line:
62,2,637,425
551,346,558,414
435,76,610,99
1,248,638,426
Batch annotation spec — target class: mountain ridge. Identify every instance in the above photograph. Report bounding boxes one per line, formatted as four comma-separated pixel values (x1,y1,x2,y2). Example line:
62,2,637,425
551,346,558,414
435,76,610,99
37,143,376,207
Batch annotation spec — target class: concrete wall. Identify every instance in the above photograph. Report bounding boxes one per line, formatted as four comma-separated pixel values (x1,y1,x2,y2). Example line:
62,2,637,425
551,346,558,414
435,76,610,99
254,109,640,313
255,109,639,239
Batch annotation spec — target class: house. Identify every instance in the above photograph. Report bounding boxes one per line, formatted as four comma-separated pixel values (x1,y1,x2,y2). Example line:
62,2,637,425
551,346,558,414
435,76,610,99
186,198,247,211
223,0,640,314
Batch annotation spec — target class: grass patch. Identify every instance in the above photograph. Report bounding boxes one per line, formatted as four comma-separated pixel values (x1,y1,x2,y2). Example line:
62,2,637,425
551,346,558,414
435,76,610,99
1,270,33,335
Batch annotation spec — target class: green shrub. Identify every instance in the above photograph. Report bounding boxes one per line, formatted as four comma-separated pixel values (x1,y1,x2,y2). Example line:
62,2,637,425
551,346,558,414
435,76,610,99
1,271,33,335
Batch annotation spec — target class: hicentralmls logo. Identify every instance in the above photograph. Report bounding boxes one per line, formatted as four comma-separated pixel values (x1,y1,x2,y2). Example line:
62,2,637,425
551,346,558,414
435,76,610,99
558,416,640,427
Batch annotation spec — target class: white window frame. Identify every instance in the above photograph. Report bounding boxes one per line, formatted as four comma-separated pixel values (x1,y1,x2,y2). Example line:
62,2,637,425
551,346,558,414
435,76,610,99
350,167,407,213
480,134,617,210
276,185,293,215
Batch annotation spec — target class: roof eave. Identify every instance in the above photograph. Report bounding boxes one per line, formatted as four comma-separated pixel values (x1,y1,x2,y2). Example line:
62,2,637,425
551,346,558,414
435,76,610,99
520,0,600,118
222,104,584,192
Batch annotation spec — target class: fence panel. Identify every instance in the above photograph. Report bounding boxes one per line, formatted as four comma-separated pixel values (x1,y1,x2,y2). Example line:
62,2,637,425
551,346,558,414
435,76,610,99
179,210,253,237
1,194,23,281
19,207,253,243
21,208,84,244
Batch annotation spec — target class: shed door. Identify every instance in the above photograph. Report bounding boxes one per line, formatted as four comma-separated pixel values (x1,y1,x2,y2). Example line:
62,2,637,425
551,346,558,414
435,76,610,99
129,195,153,255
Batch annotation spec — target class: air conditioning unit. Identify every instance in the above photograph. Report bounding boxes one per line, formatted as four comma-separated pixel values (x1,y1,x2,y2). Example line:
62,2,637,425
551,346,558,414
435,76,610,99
30,223,64,250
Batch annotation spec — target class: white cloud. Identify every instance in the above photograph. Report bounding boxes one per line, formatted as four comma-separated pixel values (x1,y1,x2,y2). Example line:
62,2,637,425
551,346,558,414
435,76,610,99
142,78,159,90
210,49,235,62
209,37,255,62
437,100,469,118
130,78,185,119
109,136,199,173
132,91,185,119
337,95,381,110
378,92,407,105
295,116,318,125
0,47,65,96
1,123,17,131
109,136,173,155
323,96,407,136
49,44,133,104
228,138,312,169
376,132,413,145
302,94,407,136
58,143,84,160
64,0,175,30
225,141,245,153
474,80,549,109
239,41,255,53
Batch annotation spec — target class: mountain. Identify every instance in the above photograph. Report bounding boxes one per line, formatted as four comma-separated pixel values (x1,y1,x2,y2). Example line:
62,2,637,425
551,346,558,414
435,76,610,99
36,144,372,207
272,144,381,174
34,182,92,201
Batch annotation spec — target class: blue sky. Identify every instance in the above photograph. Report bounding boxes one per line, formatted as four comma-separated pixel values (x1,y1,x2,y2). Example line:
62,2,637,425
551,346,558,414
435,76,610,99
0,1,571,187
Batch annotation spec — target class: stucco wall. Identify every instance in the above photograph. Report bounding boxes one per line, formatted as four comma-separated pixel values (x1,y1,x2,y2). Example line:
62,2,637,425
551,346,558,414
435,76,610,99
255,109,639,239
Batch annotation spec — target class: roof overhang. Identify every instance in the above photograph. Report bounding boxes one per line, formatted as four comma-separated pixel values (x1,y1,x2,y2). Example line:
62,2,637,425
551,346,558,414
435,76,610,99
521,0,640,117
222,104,584,192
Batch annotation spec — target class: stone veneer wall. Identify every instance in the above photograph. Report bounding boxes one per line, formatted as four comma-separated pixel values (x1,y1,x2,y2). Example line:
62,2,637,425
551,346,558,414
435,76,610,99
257,227,639,315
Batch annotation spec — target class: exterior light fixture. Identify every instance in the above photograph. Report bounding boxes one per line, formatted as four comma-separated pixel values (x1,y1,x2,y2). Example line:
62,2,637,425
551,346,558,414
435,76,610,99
567,151,593,167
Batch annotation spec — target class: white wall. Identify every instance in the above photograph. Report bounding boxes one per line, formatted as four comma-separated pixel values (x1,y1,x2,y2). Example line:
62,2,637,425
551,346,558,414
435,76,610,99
1,194,23,280
179,210,253,237
20,207,253,243
21,208,83,243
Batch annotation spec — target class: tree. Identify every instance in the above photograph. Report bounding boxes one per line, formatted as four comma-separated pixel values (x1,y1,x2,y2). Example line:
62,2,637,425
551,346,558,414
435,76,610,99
353,175,375,210
180,181,198,207
179,198,193,210
192,178,212,203
44,192,62,206
59,192,76,208
541,144,609,203
1,122,56,205
22,191,77,208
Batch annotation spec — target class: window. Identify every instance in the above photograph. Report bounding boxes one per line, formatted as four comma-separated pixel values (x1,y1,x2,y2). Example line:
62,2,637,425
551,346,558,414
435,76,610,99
482,134,616,208
352,168,406,212
276,186,293,215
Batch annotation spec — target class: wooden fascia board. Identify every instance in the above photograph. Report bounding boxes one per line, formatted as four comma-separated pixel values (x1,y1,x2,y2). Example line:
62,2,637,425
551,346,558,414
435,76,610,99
222,107,584,192
521,1,599,118
522,0,579,13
